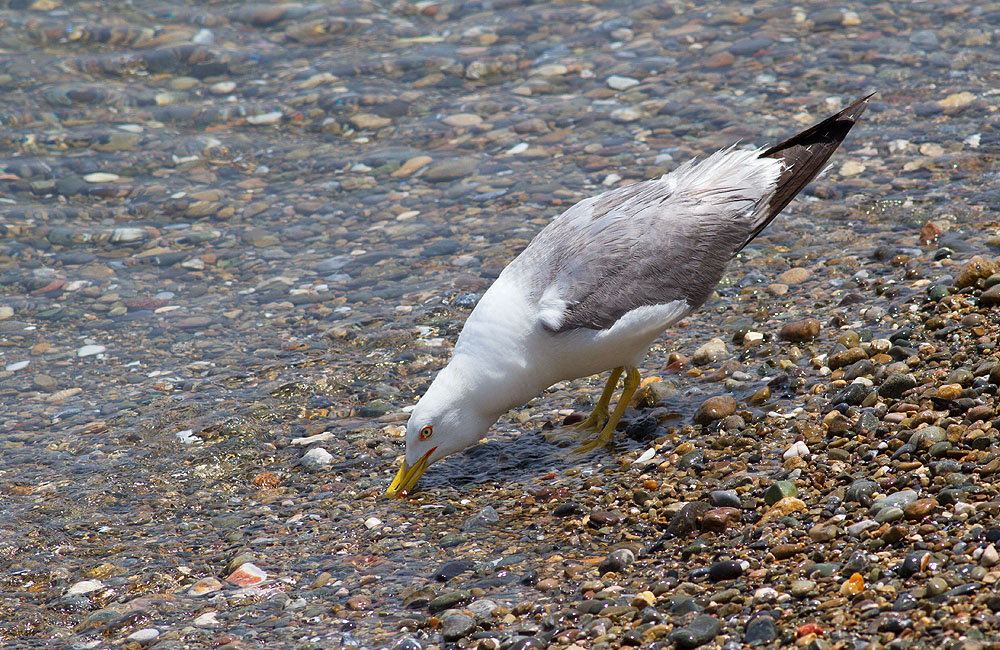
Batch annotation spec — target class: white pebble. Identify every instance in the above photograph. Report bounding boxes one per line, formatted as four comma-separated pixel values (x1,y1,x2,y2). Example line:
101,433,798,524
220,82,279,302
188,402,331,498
607,75,640,90
83,172,120,183
175,430,199,444
127,629,160,643
77,344,106,357
301,447,333,470
193,612,220,628
633,447,656,465
364,516,383,529
66,579,104,596
753,586,778,603
111,227,147,243
954,502,976,516
506,142,529,155
981,544,999,568
193,28,215,45
5,360,29,372
782,441,810,460
247,111,283,125
291,431,334,446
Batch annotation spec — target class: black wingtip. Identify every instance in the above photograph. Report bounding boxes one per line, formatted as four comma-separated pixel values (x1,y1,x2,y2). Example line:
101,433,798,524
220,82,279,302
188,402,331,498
737,92,874,252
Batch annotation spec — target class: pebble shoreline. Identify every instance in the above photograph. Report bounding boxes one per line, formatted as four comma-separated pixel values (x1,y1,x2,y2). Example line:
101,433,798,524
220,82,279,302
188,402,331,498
2,0,1000,649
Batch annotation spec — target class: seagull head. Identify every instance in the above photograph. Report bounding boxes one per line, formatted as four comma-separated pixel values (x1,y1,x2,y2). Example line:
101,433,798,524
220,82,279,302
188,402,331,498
384,368,496,497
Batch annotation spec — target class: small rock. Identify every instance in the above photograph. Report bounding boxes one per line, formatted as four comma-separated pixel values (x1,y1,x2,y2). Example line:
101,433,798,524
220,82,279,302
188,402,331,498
66,579,104,596
349,113,391,130
783,441,810,460
777,267,811,284
780,318,821,341
429,590,470,613
879,373,917,398
692,338,728,365
392,155,433,178
442,113,483,127
188,577,223,596
840,572,864,596
708,560,743,581
599,548,635,575
693,395,737,425
77,344,106,357
227,562,266,587
827,347,868,370
954,255,997,288
423,157,478,183
607,75,640,90
441,613,476,641
708,490,740,509
839,160,865,176
764,480,797,506
127,629,159,644
791,580,816,598
669,614,721,649
701,507,740,532
462,506,499,530
301,447,333,471
982,544,999,567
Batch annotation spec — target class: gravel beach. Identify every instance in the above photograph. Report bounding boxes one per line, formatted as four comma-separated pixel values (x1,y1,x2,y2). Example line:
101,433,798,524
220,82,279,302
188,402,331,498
2,1,1000,649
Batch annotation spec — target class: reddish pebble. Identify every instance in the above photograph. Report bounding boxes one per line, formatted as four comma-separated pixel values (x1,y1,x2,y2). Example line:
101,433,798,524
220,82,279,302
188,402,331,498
226,562,266,587
796,623,824,638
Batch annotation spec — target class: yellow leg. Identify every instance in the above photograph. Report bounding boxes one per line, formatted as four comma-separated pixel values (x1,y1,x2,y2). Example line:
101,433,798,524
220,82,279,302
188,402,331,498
572,366,641,456
570,366,622,432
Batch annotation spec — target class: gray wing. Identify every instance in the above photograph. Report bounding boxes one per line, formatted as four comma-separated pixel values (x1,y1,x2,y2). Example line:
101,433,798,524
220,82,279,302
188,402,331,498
511,94,870,334
513,166,770,334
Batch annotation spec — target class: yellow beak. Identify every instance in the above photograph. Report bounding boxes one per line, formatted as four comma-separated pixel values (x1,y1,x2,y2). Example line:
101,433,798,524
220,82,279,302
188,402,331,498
385,447,436,498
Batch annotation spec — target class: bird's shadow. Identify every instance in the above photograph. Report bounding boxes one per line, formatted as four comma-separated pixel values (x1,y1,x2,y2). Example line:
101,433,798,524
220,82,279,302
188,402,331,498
414,428,574,491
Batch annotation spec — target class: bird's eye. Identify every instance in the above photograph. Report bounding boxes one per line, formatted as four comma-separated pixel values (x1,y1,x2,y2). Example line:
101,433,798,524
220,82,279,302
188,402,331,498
419,425,433,440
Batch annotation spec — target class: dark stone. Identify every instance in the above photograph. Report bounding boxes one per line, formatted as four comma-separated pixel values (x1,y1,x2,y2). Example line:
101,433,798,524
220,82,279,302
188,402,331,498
666,501,712,537
846,479,877,505
669,614,721,650
552,503,579,517
708,490,741,509
599,549,635,575
434,560,474,582
707,560,743,582
744,615,777,645
441,613,476,641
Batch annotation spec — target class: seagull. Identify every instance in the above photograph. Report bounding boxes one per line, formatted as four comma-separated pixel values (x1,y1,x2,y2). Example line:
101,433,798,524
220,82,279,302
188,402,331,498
386,93,872,497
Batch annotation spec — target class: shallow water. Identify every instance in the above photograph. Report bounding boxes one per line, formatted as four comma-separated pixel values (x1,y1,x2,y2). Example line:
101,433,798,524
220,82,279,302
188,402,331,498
1,0,999,646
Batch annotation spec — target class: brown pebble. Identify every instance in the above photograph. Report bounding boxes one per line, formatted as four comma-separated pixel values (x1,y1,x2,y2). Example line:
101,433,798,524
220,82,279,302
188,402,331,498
779,318,821,342
882,525,908,544
981,285,1000,306
771,543,805,560
701,507,741,532
828,347,868,370
904,498,937,520
954,255,998,288
968,405,994,421
936,384,963,400
777,267,811,284
704,51,736,68
808,524,839,543
693,395,737,425
535,578,560,591
920,221,943,244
